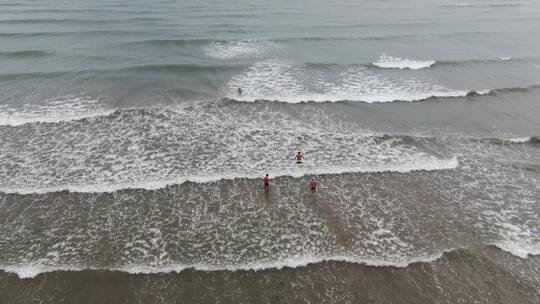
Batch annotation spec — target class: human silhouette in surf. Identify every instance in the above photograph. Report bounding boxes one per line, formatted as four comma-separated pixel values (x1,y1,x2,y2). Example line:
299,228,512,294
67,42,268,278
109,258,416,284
295,151,304,164
310,177,318,192
263,174,270,187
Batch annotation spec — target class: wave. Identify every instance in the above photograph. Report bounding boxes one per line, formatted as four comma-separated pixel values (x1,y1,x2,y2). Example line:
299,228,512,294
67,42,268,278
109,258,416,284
128,38,277,59
0,64,243,83
0,63,243,80
0,30,145,38
0,85,534,127
228,82,540,104
0,18,120,25
0,8,152,13
230,89,492,104
0,18,154,25
481,84,540,96
441,3,523,8
2,244,537,279
124,31,528,48
0,156,458,194
204,39,277,59
493,241,540,259
0,253,447,279
380,134,540,148
226,60,496,103
0,84,535,127
0,49,51,58
126,38,218,47
120,63,240,73
0,58,503,80
372,54,435,70
433,56,531,67
0,96,114,126
0,54,534,80
486,136,540,145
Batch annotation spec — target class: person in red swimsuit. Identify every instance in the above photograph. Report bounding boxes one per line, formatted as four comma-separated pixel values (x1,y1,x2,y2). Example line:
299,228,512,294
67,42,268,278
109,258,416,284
309,177,317,192
295,151,304,164
263,174,270,187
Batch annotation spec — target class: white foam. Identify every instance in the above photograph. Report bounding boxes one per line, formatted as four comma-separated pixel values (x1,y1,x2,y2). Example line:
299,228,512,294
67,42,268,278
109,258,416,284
0,156,458,194
489,218,540,259
505,137,531,143
372,54,435,70
493,241,540,259
0,96,114,126
2,264,80,279
0,101,459,195
227,60,471,103
450,2,473,6
475,89,492,95
205,39,276,60
500,57,512,61
11,243,538,280
0,251,450,279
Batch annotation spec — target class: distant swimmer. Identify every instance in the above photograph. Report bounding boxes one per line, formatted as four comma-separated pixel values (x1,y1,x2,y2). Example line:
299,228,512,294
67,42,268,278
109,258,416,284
310,177,318,192
263,174,270,187
237,87,243,95
295,151,304,164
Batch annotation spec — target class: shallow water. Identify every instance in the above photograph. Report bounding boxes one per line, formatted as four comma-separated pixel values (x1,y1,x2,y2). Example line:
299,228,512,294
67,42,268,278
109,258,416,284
0,0,539,303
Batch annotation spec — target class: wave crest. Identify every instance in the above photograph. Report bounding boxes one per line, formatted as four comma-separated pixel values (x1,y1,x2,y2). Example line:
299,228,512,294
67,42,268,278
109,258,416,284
0,49,50,58
204,39,276,59
372,54,435,70
0,156,458,194
2,244,538,279
0,96,114,126
227,60,473,103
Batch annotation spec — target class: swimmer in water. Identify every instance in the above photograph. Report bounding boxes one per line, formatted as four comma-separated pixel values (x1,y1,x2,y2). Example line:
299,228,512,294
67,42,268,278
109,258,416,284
263,174,270,187
295,151,304,164
310,177,318,192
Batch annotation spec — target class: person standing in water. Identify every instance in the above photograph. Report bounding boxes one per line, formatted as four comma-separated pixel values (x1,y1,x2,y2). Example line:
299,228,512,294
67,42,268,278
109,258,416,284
295,151,304,164
237,87,243,96
310,177,318,192
263,174,270,187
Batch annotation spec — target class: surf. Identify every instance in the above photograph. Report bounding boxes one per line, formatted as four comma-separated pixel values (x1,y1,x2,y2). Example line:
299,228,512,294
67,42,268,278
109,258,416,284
1,244,537,279
0,156,458,194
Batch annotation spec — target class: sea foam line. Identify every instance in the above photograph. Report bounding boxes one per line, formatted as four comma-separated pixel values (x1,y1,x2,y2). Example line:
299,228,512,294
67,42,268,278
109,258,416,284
0,109,117,126
0,96,115,126
492,241,540,259
4,242,539,279
504,136,533,143
0,252,450,279
0,157,458,195
233,89,490,104
372,54,435,70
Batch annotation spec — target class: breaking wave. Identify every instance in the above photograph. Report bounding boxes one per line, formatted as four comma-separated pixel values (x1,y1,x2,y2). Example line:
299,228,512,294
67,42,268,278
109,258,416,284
0,156,458,194
204,39,277,59
0,96,114,126
0,83,535,127
487,136,540,145
372,54,435,70
226,60,495,103
0,253,447,279
2,244,537,279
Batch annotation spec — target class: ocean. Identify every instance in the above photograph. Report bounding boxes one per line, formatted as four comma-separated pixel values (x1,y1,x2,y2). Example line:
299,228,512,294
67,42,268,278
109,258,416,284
0,0,539,303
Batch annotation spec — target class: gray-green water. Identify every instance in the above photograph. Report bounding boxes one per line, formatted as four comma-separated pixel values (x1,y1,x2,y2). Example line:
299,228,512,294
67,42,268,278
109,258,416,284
1,0,539,303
